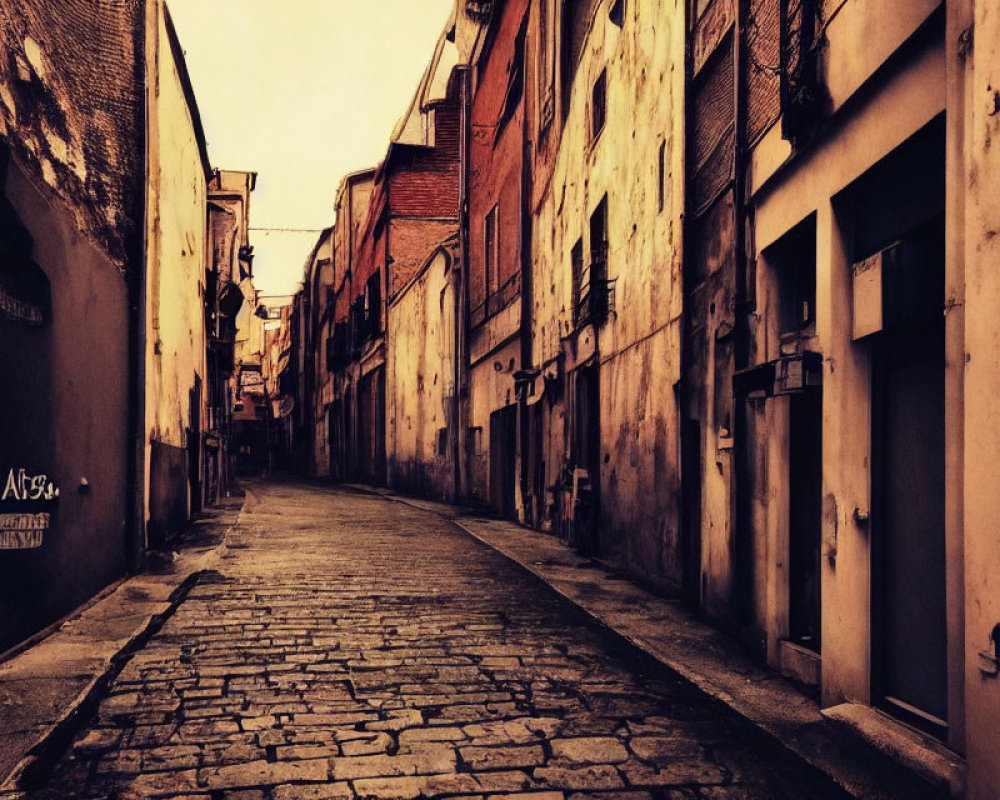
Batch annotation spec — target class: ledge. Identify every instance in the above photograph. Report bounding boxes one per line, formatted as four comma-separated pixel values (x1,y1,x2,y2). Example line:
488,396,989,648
821,702,966,798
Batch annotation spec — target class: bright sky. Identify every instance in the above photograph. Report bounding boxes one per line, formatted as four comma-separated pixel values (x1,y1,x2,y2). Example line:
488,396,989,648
167,1,454,296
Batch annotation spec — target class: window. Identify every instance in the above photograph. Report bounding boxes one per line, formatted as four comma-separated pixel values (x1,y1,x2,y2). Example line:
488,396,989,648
571,239,585,322
571,195,613,326
609,0,625,27
590,194,608,272
658,140,666,213
537,0,556,132
364,271,381,335
591,69,607,142
484,205,500,297
497,20,527,140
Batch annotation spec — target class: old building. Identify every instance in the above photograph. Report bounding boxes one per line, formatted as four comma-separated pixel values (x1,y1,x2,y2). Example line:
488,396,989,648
0,0,229,653
326,170,375,482
144,2,213,548
526,0,687,584
207,169,263,478
384,16,472,501
0,0,143,653
464,0,532,519
260,298,296,472
299,228,335,478
683,0,999,794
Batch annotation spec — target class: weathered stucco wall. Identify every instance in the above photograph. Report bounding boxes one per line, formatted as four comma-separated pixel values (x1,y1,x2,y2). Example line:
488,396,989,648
0,0,143,273
0,154,129,652
530,0,686,585
962,1,1000,793
386,249,457,500
749,24,947,714
144,2,208,547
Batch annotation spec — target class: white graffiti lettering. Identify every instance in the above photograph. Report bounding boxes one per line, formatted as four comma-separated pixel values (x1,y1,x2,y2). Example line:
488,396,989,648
1,469,59,502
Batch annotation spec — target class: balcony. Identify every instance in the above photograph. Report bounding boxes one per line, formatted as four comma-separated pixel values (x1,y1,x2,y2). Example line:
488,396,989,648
573,248,616,328
471,271,520,328
465,0,492,22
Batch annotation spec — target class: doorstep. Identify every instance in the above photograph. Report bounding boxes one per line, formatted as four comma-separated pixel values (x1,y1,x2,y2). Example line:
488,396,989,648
822,703,966,799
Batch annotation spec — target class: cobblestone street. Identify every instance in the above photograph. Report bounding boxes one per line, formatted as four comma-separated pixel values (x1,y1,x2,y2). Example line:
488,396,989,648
30,482,844,799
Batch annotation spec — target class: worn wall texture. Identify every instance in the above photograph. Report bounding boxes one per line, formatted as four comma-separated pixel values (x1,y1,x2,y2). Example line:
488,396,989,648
0,154,130,654
144,2,209,547
962,0,1000,794
530,0,686,586
386,248,457,500
0,0,143,273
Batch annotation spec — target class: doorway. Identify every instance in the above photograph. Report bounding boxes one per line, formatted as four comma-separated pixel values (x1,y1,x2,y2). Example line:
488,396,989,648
872,310,947,735
489,404,518,520
788,389,822,651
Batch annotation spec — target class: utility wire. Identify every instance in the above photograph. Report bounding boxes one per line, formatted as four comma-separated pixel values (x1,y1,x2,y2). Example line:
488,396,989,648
249,227,326,233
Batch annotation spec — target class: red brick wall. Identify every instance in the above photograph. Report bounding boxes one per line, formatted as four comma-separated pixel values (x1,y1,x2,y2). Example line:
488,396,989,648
0,0,144,272
468,0,530,320
387,105,461,219
388,218,457,298
747,0,781,145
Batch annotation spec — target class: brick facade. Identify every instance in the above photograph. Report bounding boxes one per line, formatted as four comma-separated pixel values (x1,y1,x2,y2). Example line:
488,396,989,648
0,0,144,272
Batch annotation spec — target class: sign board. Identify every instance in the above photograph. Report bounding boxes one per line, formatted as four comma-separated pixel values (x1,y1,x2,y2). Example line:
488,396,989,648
852,250,884,340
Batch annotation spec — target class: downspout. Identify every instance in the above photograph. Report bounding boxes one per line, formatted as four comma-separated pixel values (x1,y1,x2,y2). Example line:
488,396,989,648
679,0,700,609
453,66,471,502
518,95,534,525
127,0,155,572
732,0,755,627
456,65,472,502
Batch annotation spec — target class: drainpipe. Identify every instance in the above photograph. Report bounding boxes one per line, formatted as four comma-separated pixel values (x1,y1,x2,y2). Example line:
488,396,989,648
732,0,755,627
454,65,472,502
517,96,534,525
127,0,156,573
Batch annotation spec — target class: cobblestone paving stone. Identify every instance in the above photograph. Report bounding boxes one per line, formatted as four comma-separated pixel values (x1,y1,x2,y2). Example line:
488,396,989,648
29,482,845,799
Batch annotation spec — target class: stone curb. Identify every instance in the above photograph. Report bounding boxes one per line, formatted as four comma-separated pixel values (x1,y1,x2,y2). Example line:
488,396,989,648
0,497,245,796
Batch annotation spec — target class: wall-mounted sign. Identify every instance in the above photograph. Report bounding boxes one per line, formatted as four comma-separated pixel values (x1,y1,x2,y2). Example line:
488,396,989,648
0,468,58,550
0,513,48,549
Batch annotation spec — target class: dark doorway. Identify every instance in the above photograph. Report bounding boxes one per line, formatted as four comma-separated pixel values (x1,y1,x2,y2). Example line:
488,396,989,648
680,417,703,609
187,378,202,514
328,399,343,481
571,363,601,555
873,311,947,734
850,118,948,737
489,404,518,520
788,389,822,651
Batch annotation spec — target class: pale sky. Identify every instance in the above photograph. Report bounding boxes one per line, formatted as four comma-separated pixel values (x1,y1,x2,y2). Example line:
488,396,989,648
167,0,455,297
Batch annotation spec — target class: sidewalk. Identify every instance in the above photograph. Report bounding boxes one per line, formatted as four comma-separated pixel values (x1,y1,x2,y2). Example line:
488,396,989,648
350,484,964,800
0,496,243,795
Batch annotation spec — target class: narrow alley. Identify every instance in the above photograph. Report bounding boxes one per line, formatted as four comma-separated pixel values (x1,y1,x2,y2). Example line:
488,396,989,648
29,481,841,799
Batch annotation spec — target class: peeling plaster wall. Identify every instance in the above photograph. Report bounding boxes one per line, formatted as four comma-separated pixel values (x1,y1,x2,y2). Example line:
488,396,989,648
0,0,143,273
144,2,208,547
386,249,457,500
0,154,129,653
963,1,1000,793
530,0,686,585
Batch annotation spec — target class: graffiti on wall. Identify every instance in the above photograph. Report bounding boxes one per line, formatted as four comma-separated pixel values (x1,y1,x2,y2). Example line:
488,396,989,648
0,468,58,550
